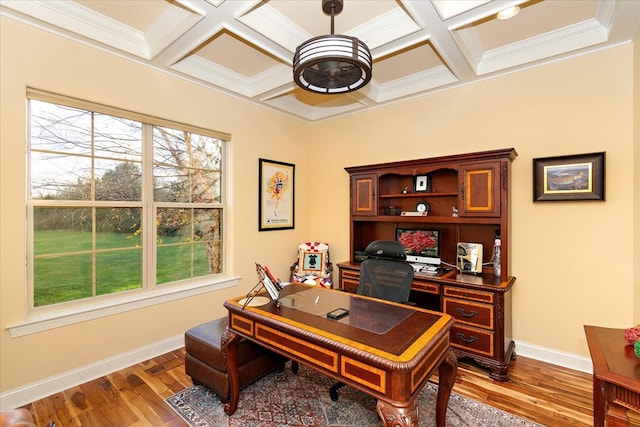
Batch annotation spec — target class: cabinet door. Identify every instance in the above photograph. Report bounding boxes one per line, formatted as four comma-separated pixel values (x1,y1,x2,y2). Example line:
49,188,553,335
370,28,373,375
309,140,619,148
459,161,501,217
351,173,377,216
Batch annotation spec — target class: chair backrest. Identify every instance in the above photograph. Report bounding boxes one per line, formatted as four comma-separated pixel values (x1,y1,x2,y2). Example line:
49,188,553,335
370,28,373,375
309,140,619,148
356,240,413,303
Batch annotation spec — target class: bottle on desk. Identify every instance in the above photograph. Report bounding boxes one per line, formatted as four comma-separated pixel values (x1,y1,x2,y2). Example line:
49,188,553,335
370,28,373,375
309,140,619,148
492,233,501,278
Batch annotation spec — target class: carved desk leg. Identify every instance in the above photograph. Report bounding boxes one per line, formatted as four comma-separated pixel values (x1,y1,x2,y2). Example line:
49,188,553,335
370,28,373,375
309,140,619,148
436,349,458,427
376,398,418,427
375,348,458,427
222,328,241,415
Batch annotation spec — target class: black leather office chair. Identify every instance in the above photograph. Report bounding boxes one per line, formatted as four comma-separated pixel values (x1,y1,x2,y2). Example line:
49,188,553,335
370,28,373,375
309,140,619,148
356,240,414,303
329,240,414,401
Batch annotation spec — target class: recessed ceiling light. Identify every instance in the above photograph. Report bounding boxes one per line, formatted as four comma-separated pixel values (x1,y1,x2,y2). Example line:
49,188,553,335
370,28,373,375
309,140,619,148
497,6,520,20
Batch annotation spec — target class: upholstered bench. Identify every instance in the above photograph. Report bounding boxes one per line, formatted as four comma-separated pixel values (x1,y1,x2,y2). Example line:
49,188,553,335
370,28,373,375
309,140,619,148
184,317,285,402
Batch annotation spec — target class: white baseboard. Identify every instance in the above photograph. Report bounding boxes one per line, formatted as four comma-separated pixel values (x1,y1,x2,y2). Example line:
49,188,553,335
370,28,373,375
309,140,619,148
0,336,592,410
0,334,184,410
514,340,593,374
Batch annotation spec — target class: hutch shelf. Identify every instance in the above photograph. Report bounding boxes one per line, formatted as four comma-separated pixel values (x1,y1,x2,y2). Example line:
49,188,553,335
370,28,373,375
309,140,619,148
339,148,517,381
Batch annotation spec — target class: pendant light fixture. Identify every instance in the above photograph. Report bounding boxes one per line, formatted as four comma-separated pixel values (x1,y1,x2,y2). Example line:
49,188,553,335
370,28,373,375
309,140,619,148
293,0,372,94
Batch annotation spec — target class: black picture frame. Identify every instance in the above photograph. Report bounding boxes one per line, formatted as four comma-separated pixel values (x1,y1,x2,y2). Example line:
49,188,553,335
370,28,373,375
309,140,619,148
259,158,295,230
533,152,605,201
413,174,431,192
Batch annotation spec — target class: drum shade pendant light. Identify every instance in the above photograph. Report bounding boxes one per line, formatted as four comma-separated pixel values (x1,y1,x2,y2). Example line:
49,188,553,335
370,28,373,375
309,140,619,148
293,0,372,94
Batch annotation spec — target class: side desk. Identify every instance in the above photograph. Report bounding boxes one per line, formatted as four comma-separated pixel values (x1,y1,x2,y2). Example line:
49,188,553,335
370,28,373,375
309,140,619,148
584,325,640,427
223,284,457,427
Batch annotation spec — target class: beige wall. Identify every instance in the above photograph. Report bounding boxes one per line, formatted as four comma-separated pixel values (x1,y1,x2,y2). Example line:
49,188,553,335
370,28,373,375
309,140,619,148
308,44,637,356
634,31,640,325
1,15,637,397
0,17,311,393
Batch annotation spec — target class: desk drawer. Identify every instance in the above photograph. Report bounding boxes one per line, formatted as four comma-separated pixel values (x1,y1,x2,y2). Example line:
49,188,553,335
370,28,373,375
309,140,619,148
443,298,493,329
340,270,360,293
341,278,359,293
443,286,493,303
411,281,440,294
342,269,359,280
450,324,494,357
255,323,339,372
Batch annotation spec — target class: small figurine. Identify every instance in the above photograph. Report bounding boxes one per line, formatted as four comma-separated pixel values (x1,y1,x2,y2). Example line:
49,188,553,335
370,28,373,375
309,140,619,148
452,206,459,217
401,186,408,194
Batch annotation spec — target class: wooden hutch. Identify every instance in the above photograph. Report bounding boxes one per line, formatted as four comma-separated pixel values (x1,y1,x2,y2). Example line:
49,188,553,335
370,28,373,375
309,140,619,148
338,148,517,380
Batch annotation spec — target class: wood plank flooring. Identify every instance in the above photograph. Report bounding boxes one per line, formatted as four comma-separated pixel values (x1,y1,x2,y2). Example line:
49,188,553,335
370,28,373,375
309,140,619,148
21,349,597,426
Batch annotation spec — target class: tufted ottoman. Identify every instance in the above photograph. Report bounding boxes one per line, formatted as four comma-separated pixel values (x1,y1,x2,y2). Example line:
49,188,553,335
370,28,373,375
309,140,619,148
184,317,285,402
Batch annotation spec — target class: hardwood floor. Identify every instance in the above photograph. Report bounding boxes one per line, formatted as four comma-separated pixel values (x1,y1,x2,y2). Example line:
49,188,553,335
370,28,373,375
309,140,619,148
22,349,596,426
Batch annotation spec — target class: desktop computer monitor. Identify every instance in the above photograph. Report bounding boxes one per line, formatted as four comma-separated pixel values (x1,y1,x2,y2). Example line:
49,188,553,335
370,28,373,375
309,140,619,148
395,228,441,265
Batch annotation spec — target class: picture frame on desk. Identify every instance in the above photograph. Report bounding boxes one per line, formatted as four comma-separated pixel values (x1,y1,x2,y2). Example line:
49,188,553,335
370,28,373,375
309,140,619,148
413,174,431,192
259,158,295,231
533,152,605,202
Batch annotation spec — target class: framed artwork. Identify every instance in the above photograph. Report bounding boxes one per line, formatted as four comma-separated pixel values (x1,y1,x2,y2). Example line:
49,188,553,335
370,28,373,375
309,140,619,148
259,158,295,230
533,152,605,201
300,251,325,274
413,174,431,192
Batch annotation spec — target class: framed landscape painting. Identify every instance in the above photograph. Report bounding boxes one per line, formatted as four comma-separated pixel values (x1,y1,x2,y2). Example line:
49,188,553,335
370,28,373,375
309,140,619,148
533,152,605,201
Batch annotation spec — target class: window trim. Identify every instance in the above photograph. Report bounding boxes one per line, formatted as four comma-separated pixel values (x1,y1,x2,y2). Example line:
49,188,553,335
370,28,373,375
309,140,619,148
7,275,240,337
27,88,231,141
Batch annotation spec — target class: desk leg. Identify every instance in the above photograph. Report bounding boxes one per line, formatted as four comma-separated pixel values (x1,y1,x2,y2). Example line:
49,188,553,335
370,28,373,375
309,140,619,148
222,328,241,415
376,398,418,427
436,349,458,427
375,349,458,427
593,376,605,427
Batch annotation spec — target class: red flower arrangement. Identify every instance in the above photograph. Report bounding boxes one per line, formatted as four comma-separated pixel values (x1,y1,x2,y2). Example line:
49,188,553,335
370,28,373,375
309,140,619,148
624,326,640,359
624,326,640,345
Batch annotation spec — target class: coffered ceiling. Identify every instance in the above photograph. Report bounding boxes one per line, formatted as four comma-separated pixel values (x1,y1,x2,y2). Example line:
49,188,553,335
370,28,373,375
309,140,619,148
2,0,639,122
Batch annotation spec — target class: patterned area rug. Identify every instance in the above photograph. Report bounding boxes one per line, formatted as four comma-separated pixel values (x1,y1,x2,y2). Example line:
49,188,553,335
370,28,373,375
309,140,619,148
166,365,544,427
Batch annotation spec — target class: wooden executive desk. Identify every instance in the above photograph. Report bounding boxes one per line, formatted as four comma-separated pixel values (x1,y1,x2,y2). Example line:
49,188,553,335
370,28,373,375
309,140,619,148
223,284,457,427
584,325,640,427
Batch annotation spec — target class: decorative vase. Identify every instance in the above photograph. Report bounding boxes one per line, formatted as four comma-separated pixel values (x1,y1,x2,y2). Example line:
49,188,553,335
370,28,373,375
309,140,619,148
635,341,640,359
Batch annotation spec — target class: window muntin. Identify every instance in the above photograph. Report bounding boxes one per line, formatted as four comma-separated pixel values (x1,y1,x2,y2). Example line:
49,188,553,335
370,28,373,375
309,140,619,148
28,93,226,309
153,126,222,204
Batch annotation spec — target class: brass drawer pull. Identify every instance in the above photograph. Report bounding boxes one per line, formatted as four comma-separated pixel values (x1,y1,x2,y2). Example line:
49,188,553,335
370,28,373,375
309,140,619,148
455,332,479,344
455,307,478,318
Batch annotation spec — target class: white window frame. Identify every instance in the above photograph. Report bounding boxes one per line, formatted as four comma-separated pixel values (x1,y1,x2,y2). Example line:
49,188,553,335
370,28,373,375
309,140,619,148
8,89,237,337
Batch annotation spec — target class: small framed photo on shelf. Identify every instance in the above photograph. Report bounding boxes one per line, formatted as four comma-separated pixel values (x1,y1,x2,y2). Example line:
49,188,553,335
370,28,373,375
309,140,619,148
413,175,431,192
533,152,605,202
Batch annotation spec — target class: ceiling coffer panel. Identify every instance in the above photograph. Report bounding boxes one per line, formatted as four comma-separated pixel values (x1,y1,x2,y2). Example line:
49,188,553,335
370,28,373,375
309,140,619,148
1,0,637,122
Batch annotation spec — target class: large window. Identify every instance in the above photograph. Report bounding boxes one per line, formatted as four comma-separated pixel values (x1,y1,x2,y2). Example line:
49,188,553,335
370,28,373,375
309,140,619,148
27,90,228,309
